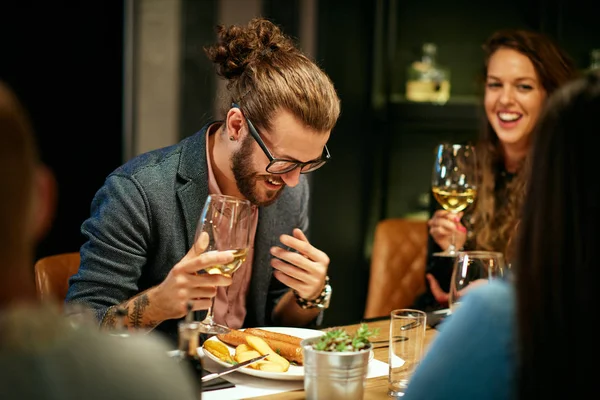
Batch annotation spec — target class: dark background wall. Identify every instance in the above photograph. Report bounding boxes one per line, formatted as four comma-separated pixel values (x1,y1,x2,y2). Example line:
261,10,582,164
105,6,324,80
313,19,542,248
179,0,218,137
2,0,598,328
310,0,376,326
0,1,125,259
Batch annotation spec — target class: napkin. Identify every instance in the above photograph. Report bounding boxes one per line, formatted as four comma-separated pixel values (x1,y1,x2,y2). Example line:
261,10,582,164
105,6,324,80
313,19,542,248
426,308,450,329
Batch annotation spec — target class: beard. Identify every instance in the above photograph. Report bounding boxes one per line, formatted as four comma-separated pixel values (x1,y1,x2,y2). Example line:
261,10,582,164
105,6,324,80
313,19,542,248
231,135,285,207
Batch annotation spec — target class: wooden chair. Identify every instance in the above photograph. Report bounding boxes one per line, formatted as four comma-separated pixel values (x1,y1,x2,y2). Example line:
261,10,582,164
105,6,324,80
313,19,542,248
34,252,81,303
363,218,429,319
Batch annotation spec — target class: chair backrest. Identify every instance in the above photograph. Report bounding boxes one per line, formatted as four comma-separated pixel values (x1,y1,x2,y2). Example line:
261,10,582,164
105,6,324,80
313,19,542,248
363,218,428,319
34,252,81,303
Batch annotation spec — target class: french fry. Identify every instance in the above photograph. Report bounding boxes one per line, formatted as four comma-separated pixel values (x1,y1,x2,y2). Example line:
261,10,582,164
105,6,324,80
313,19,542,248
235,344,253,354
234,349,262,364
203,340,234,364
246,335,290,372
257,360,286,372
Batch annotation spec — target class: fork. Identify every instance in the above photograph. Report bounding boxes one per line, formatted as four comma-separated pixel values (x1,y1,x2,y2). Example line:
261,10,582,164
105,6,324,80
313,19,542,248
370,336,408,349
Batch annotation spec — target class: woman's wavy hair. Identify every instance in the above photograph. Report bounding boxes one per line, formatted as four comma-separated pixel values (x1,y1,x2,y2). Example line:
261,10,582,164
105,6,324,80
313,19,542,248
473,29,578,256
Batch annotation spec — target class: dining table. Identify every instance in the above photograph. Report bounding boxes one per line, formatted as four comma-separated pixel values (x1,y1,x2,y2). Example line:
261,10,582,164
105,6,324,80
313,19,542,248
238,317,439,400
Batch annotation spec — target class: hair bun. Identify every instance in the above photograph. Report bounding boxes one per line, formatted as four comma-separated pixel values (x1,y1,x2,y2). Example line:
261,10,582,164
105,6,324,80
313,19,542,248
204,18,297,81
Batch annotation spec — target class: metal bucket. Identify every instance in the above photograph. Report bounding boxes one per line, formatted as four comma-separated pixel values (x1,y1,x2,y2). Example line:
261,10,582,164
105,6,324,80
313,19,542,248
301,336,371,400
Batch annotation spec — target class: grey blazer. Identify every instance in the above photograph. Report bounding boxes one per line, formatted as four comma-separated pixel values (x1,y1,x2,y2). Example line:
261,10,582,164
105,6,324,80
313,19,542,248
66,122,310,343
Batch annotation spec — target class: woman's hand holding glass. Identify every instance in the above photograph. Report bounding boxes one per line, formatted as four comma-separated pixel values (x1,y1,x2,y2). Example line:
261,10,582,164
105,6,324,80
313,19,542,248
428,209,468,251
430,143,477,256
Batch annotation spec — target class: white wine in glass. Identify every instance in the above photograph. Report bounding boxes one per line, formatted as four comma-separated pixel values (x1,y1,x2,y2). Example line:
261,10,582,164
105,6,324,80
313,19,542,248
431,186,476,214
195,194,252,335
431,143,477,256
204,248,249,276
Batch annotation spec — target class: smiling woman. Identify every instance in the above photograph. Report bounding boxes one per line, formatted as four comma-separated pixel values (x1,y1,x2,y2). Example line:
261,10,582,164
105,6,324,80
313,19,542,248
473,29,578,254
416,29,579,311
484,48,547,152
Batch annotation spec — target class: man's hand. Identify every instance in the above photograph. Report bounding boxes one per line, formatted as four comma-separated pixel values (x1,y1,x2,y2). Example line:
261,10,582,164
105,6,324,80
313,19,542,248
151,231,235,320
270,228,329,300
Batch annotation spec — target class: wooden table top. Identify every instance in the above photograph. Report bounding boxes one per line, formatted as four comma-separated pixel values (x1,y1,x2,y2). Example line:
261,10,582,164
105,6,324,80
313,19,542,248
249,318,438,400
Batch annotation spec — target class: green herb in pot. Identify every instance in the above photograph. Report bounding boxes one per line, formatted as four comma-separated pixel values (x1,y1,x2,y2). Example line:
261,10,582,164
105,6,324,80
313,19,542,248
312,323,380,352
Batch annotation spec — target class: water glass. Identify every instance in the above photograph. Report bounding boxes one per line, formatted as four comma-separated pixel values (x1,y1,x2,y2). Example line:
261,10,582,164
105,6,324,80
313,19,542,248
388,309,427,397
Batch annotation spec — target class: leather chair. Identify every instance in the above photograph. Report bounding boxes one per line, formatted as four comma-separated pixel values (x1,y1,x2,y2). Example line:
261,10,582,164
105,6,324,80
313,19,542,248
364,218,428,319
34,252,80,303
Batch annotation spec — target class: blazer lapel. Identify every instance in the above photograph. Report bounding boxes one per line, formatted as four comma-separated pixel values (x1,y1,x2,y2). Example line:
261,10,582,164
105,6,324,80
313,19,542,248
247,198,293,326
176,123,215,321
177,124,212,249
248,206,276,325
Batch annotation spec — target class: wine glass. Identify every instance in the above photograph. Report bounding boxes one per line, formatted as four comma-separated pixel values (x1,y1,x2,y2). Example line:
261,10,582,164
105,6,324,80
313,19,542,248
448,251,508,313
431,143,478,256
195,194,252,335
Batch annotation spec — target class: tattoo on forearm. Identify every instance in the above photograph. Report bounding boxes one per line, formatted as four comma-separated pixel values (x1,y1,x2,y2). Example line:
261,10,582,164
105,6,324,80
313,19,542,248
101,302,128,329
130,293,150,328
101,307,118,329
100,289,159,330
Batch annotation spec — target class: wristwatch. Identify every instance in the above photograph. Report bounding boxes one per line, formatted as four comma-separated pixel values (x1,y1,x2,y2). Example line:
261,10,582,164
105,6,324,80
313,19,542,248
294,276,332,309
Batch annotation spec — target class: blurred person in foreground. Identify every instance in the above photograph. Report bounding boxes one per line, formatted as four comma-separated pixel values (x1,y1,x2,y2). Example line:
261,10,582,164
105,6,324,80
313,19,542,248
0,81,197,400
66,17,339,343
404,71,600,399
414,28,578,311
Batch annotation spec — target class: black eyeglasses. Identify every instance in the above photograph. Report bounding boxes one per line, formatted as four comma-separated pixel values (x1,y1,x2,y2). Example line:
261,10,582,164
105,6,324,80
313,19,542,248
231,103,330,174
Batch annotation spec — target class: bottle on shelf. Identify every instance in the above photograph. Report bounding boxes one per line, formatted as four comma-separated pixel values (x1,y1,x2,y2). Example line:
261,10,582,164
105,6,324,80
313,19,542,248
586,49,600,74
405,42,451,105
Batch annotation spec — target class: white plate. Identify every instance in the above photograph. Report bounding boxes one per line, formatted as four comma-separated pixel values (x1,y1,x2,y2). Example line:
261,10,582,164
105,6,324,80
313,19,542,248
202,327,324,381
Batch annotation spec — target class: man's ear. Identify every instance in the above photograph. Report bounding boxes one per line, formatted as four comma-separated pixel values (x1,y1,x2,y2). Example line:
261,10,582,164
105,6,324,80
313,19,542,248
32,165,57,242
225,107,246,141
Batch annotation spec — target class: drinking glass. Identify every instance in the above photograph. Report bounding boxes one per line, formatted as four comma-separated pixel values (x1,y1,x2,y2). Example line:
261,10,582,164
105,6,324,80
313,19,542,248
388,309,427,398
63,302,98,330
448,251,508,313
431,143,477,256
195,194,252,335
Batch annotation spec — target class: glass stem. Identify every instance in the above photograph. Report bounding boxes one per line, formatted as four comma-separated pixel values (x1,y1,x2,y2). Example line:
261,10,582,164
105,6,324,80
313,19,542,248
449,230,456,253
203,296,217,326
448,212,458,253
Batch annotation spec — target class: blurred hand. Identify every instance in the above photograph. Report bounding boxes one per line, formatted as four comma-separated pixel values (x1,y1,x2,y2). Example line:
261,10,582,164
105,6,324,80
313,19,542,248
426,273,449,306
428,210,467,250
427,274,489,308
270,228,329,300
151,232,234,319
